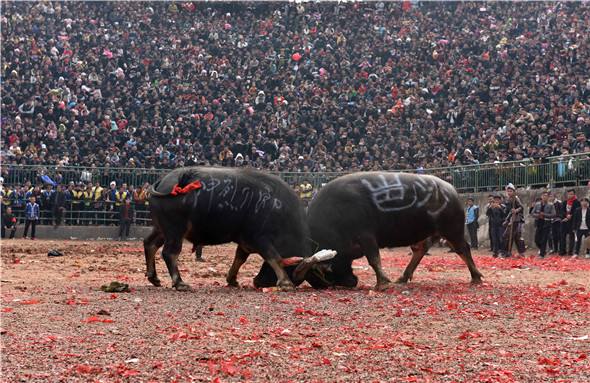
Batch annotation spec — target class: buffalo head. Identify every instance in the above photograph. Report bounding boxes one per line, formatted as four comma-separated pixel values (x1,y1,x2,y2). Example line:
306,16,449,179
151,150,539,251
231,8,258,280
253,250,338,289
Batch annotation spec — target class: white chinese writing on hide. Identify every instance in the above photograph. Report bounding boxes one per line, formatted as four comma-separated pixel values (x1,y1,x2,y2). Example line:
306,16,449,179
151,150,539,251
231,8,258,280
361,174,450,215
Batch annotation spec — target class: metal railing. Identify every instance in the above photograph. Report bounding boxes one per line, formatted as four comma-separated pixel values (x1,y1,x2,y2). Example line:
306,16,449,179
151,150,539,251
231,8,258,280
5,203,152,227
2,154,590,193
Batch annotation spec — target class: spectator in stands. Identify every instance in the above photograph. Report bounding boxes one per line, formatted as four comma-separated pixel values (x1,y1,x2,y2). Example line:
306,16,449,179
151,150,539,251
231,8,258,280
1,2,588,173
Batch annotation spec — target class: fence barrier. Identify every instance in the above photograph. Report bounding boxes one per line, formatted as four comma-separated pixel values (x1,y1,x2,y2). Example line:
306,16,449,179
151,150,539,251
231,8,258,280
2,154,590,194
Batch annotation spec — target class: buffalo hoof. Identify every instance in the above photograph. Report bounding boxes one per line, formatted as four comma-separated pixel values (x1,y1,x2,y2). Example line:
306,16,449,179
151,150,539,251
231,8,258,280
277,281,296,292
148,276,162,287
195,257,206,263
470,277,483,285
226,279,240,288
174,282,191,291
395,277,409,284
376,281,395,291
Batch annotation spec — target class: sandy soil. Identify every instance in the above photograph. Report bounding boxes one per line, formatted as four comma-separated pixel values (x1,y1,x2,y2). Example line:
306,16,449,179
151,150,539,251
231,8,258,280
1,240,589,382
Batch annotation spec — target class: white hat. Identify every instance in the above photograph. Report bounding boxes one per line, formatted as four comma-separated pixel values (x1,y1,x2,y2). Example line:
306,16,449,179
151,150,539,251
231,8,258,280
110,181,116,188
506,183,515,191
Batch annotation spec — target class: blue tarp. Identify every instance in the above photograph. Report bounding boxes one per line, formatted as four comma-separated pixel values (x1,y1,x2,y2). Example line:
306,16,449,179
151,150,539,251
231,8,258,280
39,174,57,186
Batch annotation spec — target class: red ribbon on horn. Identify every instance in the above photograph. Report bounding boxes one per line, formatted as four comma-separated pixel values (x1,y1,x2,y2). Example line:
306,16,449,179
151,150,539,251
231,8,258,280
170,180,203,196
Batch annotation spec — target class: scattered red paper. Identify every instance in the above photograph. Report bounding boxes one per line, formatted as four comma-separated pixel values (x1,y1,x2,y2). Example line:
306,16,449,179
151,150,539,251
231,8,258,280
20,299,40,305
83,316,114,324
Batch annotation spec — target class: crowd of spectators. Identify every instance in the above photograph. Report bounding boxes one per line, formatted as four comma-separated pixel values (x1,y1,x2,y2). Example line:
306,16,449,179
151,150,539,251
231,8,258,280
1,2,590,174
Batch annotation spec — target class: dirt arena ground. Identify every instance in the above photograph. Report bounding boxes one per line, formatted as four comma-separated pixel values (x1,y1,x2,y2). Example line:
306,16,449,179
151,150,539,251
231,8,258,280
1,240,589,382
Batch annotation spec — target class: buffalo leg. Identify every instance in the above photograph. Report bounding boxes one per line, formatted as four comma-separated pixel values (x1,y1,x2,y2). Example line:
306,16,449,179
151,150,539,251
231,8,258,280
194,245,205,262
259,242,295,291
253,262,277,288
448,239,484,284
144,228,165,287
360,236,393,290
226,246,250,287
161,239,190,291
396,240,428,284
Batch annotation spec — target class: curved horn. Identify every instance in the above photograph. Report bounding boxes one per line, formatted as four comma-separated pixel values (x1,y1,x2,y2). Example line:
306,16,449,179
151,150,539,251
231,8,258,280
292,249,336,285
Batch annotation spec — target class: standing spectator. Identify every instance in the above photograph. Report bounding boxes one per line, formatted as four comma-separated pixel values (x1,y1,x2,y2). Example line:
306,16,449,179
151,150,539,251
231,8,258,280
106,181,118,223
52,185,67,227
486,195,505,258
40,184,55,225
12,186,26,222
2,207,17,239
133,182,149,224
465,197,479,250
23,196,40,240
1,185,14,212
572,197,590,258
502,184,526,257
64,183,74,224
118,199,134,241
531,191,556,258
548,192,564,255
71,183,84,225
115,185,130,225
91,182,105,225
484,195,494,250
560,189,581,256
82,183,94,225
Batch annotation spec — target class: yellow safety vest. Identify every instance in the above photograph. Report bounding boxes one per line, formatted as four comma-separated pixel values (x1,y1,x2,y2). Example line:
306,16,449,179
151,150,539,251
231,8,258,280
72,190,84,204
92,186,104,201
1,189,12,206
83,190,93,206
115,191,128,206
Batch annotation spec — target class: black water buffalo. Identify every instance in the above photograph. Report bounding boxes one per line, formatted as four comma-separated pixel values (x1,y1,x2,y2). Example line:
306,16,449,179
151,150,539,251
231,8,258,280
304,172,483,290
144,167,332,291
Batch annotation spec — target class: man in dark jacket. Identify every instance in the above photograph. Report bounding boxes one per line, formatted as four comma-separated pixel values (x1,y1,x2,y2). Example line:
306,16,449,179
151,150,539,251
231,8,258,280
531,191,556,258
560,189,581,256
40,184,55,225
502,183,526,257
549,192,564,254
484,195,494,250
486,195,505,257
52,185,67,227
572,197,590,258
118,199,134,241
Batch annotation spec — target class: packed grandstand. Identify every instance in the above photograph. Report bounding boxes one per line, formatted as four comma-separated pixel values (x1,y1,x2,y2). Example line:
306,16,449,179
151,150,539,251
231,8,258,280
1,1,589,174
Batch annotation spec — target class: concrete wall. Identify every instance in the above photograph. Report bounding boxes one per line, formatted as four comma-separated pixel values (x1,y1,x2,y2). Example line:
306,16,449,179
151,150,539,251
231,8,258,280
4,186,589,249
4,224,152,241
461,186,590,249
